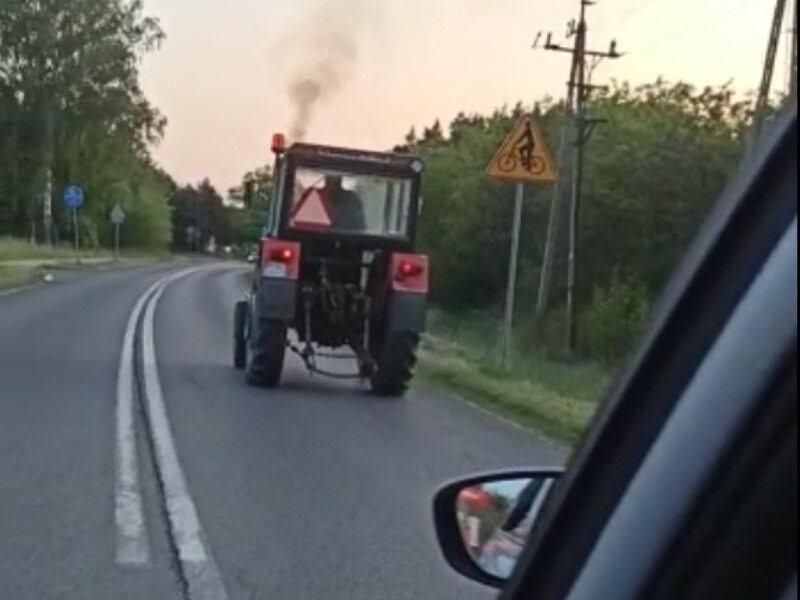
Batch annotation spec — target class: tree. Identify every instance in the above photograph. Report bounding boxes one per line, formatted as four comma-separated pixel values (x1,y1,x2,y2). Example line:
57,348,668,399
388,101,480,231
404,80,754,359
225,164,273,247
229,164,272,209
0,0,169,248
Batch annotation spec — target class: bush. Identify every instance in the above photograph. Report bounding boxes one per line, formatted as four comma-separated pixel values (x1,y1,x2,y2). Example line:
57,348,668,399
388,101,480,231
580,275,650,364
123,176,173,250
519,308,567,359
79,217,100,250
0,237,81,261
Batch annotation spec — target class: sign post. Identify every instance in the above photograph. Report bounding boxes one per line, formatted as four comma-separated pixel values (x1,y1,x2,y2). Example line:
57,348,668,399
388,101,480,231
72,208,78,251
63,185,84,254
503,182,525,365
110,204,126,261
43,174,53,246
487,116,557,367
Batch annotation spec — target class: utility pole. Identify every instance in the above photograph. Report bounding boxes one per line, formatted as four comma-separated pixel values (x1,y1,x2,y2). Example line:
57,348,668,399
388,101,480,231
789,0,797,100
543,0,621,354
752,0,787,147
42,107,54,246
43,168,52,246
534,42,578,322
503,182,525,367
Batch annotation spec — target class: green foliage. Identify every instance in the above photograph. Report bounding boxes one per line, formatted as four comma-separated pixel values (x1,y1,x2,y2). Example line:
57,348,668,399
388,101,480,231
579,275,650,364
403,81,753,359
428,308,607,403
225,164,272,247
418,334,598,444
0,0,170,250
409,104,557,307
165,163,271,255
0,265,32,290
227,206,265,246
229,164,273,210
123,171,173,249
578,80,747,299
0,236,80,261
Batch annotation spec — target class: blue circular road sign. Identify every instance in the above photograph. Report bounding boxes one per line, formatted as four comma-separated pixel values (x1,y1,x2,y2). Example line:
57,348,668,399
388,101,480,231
63,185,84,209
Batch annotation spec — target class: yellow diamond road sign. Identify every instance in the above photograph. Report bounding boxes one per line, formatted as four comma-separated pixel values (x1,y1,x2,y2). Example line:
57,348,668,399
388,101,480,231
487,116,557,183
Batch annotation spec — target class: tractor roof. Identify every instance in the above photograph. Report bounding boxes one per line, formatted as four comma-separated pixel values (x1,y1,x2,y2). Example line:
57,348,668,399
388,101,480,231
286,143,423,174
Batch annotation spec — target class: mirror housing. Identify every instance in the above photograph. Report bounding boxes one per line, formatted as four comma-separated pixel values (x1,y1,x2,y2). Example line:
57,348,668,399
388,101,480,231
432,468,564,588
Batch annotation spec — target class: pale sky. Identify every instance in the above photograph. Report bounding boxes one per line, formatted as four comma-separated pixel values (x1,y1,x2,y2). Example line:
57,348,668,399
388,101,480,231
139,0,794,194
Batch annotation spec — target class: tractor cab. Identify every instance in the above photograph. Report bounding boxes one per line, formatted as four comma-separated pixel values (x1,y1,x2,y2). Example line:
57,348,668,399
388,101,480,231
267,137,423,248
233,135,428,396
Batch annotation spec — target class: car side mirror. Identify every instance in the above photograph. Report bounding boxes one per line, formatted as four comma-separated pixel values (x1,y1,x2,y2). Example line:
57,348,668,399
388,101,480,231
432,468,563,587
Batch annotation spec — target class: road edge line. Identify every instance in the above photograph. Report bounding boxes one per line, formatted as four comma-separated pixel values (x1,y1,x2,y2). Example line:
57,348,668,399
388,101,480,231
115,267,198,566
140,269,230,600
115,276,171,565
0,283,39,297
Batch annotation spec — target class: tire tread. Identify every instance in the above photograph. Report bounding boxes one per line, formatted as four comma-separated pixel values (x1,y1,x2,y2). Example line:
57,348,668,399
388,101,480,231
371,331,419,396
246,318,286,387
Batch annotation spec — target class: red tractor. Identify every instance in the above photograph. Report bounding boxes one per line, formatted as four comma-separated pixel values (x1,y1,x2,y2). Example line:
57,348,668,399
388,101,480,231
233,134,428,396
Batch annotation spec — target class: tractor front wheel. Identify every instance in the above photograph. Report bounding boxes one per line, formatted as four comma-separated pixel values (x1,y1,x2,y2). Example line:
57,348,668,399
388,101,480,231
370,331,419,397
246,317,287,387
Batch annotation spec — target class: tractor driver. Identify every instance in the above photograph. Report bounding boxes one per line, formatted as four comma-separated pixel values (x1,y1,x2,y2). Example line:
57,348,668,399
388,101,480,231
321,175,366,232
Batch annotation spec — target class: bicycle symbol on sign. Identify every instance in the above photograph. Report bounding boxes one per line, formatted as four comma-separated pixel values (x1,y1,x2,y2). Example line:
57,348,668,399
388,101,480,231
497,120,545,175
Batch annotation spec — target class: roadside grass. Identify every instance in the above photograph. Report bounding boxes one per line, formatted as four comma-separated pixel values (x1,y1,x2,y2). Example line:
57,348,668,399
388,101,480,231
0,265,37,291
0,237,88,261
415,309,609,445
0,237,170,290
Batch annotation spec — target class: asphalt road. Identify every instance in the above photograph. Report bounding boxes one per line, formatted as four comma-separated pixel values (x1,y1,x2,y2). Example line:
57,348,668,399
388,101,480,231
0,263,564,600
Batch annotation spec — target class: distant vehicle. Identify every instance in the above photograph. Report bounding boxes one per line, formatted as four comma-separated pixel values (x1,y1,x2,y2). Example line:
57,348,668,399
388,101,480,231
233,134,427,395
246,251,258,264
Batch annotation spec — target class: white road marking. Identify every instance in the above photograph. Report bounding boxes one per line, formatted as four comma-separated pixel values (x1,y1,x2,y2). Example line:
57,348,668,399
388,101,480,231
116,278,159,565
115,268,198,565
441,391,569,458
0,284,38,297
140,270,230,599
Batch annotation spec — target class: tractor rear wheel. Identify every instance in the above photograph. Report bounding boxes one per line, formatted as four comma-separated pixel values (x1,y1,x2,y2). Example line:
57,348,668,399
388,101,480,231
370,331,419,396
246,317,287,387
233,300,248,369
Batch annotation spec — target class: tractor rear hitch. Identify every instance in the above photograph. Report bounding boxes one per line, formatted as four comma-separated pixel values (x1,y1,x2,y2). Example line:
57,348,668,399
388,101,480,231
287,342,369,380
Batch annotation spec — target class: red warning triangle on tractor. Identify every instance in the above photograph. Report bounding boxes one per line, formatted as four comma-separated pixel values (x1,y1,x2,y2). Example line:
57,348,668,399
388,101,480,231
290,189,332,229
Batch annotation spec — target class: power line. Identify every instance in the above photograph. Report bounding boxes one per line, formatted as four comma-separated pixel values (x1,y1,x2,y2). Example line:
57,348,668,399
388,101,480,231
620,0,668,21
654,0,768,45
591,0,671,36
596,0,766,53
618,0,770,58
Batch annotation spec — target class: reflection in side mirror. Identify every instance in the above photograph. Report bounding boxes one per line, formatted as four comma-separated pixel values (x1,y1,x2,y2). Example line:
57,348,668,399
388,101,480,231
433,469,563,587
457,477,555,579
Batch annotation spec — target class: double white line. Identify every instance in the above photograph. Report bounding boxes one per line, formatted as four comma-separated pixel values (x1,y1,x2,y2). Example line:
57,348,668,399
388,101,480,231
115,268,229,600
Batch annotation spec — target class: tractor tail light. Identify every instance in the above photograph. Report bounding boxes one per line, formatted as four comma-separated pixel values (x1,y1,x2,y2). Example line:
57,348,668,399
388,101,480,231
398,260,423,278
270,247,294,262
391,252,428,293
260,239,301,279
